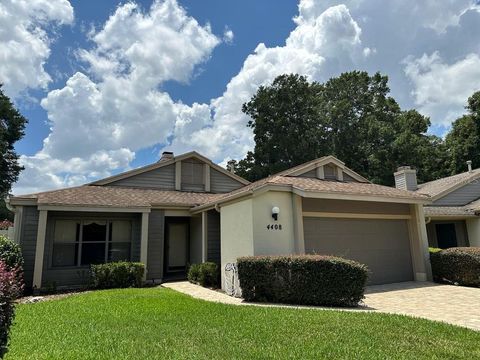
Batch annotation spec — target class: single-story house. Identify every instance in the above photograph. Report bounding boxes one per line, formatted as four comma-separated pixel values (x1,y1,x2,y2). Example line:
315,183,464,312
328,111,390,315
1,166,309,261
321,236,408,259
394,163,480,249
7,151,432,292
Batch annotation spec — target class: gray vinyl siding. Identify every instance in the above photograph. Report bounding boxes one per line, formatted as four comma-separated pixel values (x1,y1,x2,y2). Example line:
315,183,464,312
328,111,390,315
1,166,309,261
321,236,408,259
19,206,39,289
303,217,413,285
207,210,220,264
343,172,358,182
147,210,165,281
302,198,411,215
324,164,337,180
433,181,480,206
426,220,469,248
108,164,175,190
181,158,205,192
299,169,317,178
42,212,141,288
210,168,244,193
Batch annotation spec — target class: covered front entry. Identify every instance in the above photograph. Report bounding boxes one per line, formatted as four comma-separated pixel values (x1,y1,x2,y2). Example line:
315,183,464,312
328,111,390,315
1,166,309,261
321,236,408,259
303,217,414,285
426,220,470,249
164,217,190,279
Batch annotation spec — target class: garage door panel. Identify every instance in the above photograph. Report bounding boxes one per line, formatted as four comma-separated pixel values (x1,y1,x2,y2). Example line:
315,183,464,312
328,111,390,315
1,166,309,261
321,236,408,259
304,217,413,285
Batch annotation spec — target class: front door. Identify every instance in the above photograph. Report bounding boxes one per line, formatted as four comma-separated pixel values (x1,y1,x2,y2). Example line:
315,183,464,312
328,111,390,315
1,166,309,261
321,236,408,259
164,219,189,278
436,223,458,248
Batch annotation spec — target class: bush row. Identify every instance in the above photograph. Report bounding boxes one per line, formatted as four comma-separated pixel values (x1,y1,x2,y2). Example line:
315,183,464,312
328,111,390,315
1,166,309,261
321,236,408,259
90,262,145,289
188,262,220,288
237,255,368,307
0,236,24,358
430,247,480,287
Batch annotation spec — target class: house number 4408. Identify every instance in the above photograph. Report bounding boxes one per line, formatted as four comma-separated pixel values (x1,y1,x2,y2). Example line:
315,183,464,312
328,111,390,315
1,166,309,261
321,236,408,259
267,224,282,230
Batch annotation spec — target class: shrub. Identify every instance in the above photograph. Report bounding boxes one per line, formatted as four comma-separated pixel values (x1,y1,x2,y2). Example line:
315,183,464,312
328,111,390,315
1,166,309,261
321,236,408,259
187,262,220,288
0,261,24,358
0,221,13,230
429,247,442,254
237,255,368,307
430,247,480,287
0,235,23,270
90,262,145,289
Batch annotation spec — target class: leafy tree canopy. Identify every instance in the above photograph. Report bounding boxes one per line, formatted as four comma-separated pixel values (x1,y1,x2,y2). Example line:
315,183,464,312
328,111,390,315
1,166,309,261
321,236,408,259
235,72,449,185
0,85,27,220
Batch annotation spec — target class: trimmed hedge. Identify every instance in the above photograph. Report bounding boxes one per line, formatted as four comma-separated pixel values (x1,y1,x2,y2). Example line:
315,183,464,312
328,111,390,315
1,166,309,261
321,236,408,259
0,260,23,358
237,255,368,307
90,262,145,289
187,262,220,288
430,247,480,287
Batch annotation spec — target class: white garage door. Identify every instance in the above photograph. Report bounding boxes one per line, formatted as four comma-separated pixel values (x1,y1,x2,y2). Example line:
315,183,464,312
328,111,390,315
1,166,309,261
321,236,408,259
303,217,414,285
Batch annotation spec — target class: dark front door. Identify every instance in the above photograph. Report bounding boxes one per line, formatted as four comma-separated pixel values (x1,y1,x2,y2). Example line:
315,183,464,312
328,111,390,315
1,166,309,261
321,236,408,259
164,218,189,279
436,223,458,248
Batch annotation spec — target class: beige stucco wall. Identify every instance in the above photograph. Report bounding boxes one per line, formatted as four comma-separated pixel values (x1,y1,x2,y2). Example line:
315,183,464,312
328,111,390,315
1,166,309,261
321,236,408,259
252,191,295,256
466,218,480,247
220,199,254,289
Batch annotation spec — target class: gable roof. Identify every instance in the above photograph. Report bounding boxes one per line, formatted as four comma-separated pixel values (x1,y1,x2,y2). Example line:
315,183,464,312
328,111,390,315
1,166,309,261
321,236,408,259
276,155,370,183
193,157,429,212
90,151,250,186
416,168,480,200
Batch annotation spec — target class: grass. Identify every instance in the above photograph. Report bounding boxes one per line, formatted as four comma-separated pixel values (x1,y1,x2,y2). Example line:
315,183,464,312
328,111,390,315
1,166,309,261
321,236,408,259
6,288,480,360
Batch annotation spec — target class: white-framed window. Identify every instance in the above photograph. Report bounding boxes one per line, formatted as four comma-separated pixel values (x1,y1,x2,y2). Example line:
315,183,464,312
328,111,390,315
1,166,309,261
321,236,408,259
52,219,132,268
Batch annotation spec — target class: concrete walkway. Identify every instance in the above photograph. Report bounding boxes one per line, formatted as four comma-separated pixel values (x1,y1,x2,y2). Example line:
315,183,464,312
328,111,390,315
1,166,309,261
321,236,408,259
162,281,480,331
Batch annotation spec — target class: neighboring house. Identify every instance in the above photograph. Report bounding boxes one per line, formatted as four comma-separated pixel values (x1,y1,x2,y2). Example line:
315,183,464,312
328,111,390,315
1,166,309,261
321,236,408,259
7,151,432,292
395,163,480,249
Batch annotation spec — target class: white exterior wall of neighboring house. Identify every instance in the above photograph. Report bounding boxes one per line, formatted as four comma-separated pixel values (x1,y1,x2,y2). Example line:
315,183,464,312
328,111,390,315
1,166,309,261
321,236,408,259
0,227,14,240
466,218,480,247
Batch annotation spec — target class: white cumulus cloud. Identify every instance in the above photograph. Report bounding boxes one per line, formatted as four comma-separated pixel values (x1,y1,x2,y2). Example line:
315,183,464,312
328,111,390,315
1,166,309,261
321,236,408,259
0,0,73,97
404,52,480,126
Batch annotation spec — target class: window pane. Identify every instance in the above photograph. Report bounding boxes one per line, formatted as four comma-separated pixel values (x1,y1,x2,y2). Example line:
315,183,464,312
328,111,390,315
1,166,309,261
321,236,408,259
108,243,131,262
111,221,132,243
54,220,79,243
52,244,78,267
81,243,106,265
83,221,107,242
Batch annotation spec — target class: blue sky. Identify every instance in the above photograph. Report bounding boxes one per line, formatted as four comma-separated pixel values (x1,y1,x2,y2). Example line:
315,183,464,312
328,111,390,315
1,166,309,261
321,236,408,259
1,0,480,193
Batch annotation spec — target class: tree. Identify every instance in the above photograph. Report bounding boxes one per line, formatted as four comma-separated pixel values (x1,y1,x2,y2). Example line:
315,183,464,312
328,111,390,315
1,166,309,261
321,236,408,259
238,71,445,185
0,85,27,220
445,91,480,174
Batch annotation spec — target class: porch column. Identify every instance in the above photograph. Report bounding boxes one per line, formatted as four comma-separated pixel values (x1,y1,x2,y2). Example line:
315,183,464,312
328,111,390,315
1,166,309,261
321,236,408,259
201,211,208,262
292,194,305,254
140,211,150,281
409,204,432,281
32,210,48,290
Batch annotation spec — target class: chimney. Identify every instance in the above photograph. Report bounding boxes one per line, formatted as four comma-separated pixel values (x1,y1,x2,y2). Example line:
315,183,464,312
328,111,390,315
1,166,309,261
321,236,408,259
394,166,418,191
159,151,174,162
467,160,473,173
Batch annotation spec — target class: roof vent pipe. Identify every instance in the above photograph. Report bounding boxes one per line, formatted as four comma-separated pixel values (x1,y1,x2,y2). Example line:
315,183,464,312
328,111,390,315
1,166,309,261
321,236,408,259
467,160,473,173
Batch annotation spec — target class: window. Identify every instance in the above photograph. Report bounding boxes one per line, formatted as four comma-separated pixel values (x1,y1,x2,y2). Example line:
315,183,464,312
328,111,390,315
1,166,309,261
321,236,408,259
52,219,132,267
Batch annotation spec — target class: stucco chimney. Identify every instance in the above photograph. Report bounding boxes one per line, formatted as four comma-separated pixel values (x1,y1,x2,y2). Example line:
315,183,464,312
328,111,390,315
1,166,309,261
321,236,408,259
159,151,174,162
467,160,473,173
394,166,418,191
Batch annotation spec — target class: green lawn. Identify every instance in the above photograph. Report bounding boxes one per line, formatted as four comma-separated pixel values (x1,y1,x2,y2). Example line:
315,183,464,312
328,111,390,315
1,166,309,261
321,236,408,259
6,288,480,360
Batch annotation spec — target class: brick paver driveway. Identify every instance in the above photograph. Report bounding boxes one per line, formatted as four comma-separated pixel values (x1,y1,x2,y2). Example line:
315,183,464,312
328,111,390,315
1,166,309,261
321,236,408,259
364,281,480,331
164,281,480,331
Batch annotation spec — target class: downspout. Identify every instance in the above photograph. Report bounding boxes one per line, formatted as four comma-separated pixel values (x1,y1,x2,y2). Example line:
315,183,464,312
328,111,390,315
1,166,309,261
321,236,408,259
425,217,431,225
214,203,220,213
4,196,15,213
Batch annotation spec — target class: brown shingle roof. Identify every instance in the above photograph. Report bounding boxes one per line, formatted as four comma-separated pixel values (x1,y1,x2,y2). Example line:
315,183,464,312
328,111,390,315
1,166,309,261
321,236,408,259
195,175,429,210
424,206,476,217
15,186,224,208
416,169,480,197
